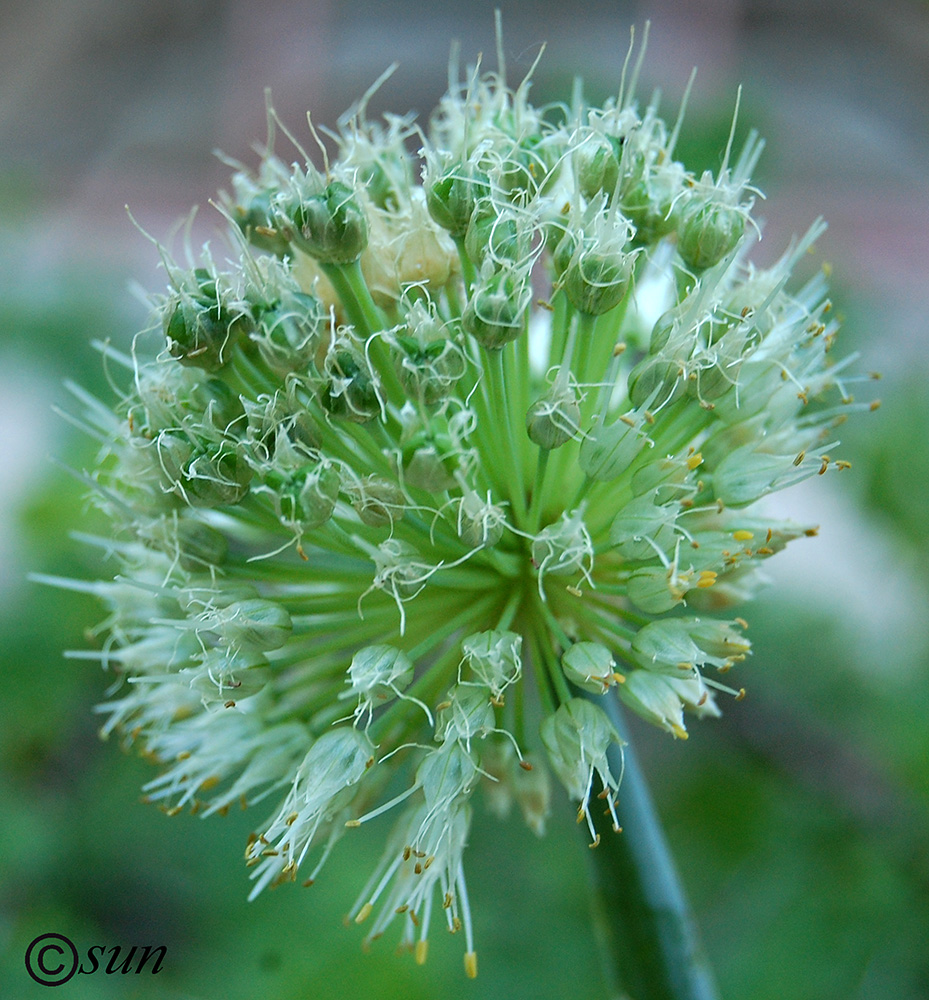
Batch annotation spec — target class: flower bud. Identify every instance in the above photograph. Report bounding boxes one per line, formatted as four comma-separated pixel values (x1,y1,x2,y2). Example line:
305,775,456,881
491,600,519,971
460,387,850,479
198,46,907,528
578,410,649,481
321,349,380,424
462,267,530,350
555,231,635,316
425,164,489,237
464,201,526,266
394,336,465,406
626,566,686,614
460,629,522,699
631,619,701,672
574,133,623,201
253,289,324,374
346,644,414,704
163,272,252,373
609,493,679,561
209,598,293,652
349,476,406,527
561,642,619,693
526,383,580,450
435,685,496,746
531,512,593,582
278,180,368,266
189,647,271,706
456,491,506,549
678,200,745,272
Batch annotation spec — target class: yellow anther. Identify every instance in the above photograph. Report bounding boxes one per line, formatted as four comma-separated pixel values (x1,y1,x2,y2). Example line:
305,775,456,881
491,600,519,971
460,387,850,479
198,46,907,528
671,724,689,740
355,903,373,924
696,570,717,588
733,530,754,541
464,952,478,979
345,819,361,828
589,834,601,849
612,672,626,684
415,940,429,965
736,688,747,701
757,546,774,555
613,341,627,356
686,451,703,470
285,812,298,826
566,585,583,597
870,400,881,411
836,460,852,470
793,451,806,467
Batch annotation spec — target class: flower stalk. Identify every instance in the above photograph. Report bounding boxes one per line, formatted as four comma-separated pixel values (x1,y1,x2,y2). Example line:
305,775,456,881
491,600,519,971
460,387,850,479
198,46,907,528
584,694,719,1000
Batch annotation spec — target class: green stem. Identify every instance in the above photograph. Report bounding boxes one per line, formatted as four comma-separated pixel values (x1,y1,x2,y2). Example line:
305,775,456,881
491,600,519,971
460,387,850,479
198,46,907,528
583,695,720,1000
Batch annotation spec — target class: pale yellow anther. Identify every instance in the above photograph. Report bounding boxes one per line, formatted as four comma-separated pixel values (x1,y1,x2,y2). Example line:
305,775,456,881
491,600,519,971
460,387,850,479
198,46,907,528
345,819,361,828
733,530,754,541
355,902,373,924
686,452,703,470
464,951,478,978
566,584,583,597
415,940,429,965
671,724,689,740
613,341,627,356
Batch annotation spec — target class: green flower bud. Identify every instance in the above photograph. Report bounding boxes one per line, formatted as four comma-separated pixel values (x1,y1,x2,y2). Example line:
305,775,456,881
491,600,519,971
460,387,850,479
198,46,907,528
574,133,623,201
321,349,380,424
350,476,406,527
253,290,324,374
626,566,686,614
425,165,489,237
627,355,686,408
435,684,495,746
462,267,529,350
609,493,680,561
346,644,414,704
460,629,522,700
555,229,636,316
157,435,252,508
137,515,228,570
577,410,650,481
394,336,466,406
561,641,619,693
210,598,293,652
464,202,525,266
163,274,252,373
456,491,506,549
233,185,292,256
678,200,745,271
631,619,701,672
526,383,580,450
621,168,683,247
279,180,368,265
532,512,593,583
294,463,341,528
190,648,272,706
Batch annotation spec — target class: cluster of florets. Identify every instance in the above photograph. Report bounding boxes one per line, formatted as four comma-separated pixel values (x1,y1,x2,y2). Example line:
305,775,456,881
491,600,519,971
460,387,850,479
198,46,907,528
55,37,876,977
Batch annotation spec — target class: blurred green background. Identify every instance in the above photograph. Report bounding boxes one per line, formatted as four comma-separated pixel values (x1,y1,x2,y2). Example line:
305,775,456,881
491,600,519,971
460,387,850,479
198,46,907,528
2,1,928,998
